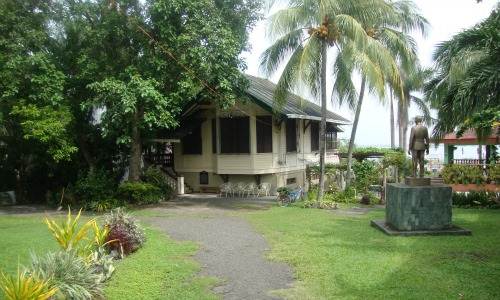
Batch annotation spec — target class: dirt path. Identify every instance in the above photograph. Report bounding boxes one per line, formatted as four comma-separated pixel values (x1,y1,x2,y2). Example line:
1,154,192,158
145,196,294,300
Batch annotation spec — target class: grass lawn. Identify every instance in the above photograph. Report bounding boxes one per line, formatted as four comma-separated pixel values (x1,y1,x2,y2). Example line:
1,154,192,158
244,207,500,299
0,214,216,300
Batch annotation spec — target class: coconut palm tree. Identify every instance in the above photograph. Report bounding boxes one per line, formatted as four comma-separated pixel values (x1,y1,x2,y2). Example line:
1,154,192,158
260,0,404,201
342,0,428,185
425,4,499,138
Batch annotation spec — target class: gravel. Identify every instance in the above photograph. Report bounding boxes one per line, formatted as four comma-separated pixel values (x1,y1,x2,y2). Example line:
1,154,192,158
147,202,294,300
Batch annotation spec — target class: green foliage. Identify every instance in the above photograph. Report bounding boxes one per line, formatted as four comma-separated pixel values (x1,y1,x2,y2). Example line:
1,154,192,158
452,192,499,209
117,182,163,205
29,251,104,300
1,268,57,300
382,150,407,169
86,72,178,143
309,163,348,177
425,5,500,136
441,165,485,185
488,164,500,184
73,169,117,205
142,166,173,199
352,160,380,195
456,108,500,141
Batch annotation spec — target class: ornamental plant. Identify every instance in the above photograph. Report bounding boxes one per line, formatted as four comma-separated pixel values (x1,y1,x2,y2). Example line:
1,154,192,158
104,208,145,256
29,251,104,300
0,268,57,300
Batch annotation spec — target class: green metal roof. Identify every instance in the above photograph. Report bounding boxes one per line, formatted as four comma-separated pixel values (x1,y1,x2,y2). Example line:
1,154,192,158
245,74,351,125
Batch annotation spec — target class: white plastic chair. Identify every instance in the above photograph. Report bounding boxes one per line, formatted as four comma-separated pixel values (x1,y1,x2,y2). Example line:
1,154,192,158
256,183,271,197
244,183,257,197
234,182,246,197
219,183,232,197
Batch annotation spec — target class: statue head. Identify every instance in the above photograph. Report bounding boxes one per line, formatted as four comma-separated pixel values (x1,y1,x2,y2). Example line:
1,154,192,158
414,116,423,125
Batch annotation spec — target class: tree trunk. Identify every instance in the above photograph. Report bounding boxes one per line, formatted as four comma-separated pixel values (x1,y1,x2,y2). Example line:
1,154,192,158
78,136,95,172
346,76,367,186
390,90,395,149
398,99,403,149
402,100,409,153
129,109,143,182
317,41,328,202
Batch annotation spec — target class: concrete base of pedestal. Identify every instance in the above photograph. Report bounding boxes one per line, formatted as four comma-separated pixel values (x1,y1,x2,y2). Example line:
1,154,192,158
371,220,471,236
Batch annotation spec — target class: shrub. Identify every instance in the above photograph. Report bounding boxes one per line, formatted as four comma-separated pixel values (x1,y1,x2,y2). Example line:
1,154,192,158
352,160,380,195
441,165,485,184
452,192,500,208
487,164,500,184
29,251,104,300
1,269,57,300
142,166,173,199
117,181,163,205
73,169,117,205
104,208,145,256
86,198,123,213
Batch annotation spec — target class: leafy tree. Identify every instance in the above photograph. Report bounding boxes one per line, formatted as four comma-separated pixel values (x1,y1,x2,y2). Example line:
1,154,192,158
55,0,259,181
425,4,499,137
260,0,412,200
0,0,76,200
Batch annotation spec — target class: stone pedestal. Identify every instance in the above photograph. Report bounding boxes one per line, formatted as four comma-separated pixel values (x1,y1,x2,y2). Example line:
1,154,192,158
371,183,471,236
386,183,451,230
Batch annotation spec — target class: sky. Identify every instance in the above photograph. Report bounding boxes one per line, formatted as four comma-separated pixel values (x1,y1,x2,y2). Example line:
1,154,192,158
241,0,498,159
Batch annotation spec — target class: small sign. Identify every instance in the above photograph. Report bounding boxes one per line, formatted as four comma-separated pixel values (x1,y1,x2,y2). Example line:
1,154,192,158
200,171,209,185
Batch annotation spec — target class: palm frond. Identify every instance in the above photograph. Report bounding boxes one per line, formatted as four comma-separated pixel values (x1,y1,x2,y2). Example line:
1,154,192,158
259,28,305,76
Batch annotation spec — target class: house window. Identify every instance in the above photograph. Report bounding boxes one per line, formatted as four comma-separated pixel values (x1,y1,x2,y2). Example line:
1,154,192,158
286,119,297,152
182,123,202,154
286,177,296,185
257,116,273,153
310,122,319,151
220,117,250,154
211,119,217,154
326,131,337,150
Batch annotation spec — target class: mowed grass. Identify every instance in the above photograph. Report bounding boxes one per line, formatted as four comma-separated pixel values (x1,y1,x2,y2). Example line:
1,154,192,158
0,213,217,300
0,215,58,274
105,228,218,300
245,207,500,300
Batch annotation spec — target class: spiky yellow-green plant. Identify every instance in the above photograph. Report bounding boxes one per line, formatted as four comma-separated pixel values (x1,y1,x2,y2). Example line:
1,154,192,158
45,208,95,256
0,269,57,300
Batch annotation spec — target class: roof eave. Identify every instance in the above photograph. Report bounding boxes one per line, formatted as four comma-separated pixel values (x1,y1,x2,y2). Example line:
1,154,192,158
285,114,351,125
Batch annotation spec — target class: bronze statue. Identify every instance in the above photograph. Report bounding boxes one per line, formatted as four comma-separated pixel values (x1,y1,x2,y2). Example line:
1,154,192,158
408,116,429,177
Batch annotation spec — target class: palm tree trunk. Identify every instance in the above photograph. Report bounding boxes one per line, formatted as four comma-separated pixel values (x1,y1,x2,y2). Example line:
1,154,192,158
390,90,395,148
402,101,409,153
398,99,404,150
317,41,328,202
346,76,367,186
